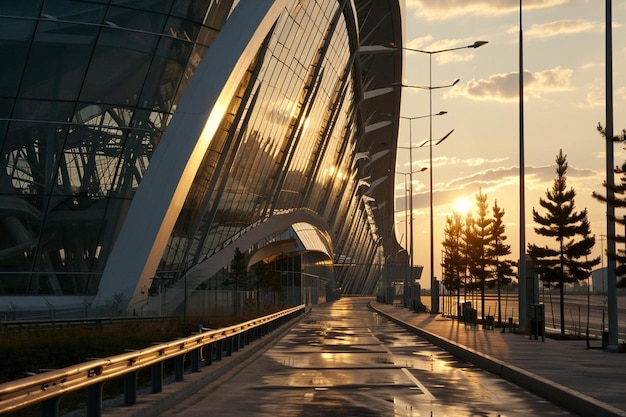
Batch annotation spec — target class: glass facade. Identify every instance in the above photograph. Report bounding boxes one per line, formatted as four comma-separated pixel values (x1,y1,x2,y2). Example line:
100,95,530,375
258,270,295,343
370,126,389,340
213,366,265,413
0,0,405,315
0,0,231,296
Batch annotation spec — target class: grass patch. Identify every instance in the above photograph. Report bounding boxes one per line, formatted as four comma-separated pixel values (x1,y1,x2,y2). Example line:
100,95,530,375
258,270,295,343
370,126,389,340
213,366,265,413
0,315,248,383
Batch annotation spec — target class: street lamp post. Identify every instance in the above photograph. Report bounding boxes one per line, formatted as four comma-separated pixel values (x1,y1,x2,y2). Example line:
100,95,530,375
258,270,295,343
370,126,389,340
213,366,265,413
397,112,444,309
389,40,488,314
396,168,427,307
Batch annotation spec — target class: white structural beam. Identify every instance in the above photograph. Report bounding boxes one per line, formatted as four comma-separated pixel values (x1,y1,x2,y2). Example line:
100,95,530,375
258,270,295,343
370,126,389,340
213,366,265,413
93,0,289,312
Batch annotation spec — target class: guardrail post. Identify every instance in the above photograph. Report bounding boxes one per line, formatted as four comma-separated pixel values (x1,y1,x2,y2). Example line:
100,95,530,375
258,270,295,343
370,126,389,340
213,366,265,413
226,337,233,356
86,382,103,417
174,355,184,381
151,362,163,393
41,396,61,417
191,347,200,372
124,370,138,405
233,334,239,352
215,340,223,361
203,342,213,366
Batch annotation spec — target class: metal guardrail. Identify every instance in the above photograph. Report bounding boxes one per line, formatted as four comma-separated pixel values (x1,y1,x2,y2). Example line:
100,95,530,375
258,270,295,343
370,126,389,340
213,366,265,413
0,316,175,334
0,305,305,416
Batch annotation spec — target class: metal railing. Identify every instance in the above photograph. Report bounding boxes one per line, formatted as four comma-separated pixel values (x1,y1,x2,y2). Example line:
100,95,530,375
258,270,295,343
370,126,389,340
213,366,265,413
0,316,174,334
0,305,305,416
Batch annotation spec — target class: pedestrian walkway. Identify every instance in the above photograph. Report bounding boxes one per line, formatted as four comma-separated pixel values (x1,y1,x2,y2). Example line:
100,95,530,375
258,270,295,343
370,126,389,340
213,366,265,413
371,301,626,417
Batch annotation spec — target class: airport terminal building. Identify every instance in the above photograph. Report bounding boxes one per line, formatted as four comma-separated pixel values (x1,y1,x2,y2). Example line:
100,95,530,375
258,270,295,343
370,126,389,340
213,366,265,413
0,0,410,317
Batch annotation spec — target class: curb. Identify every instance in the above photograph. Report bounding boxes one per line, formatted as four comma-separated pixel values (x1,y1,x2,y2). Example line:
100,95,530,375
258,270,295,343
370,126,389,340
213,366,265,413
369,303,626,417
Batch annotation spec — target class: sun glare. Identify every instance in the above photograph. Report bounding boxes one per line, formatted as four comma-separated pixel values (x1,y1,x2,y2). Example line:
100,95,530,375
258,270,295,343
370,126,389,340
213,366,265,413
454,197,471,214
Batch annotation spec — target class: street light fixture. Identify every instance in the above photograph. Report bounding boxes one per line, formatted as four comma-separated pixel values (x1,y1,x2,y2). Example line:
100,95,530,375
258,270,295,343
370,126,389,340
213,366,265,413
395,111,447,309
389,40,488,314
418,129,455,148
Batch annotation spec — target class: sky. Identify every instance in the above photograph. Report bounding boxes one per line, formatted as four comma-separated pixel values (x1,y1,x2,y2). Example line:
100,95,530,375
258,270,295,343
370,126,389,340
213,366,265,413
394,0,626,289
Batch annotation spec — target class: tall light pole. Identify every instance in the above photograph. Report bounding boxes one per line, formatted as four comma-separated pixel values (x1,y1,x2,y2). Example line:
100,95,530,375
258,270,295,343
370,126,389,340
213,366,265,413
397,168,427,307
604,0,618,351
389,40,487,314
397,112,445,309
518,0,528,332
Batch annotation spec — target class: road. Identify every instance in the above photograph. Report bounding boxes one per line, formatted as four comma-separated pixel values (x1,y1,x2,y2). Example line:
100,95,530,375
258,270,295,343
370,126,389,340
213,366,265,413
159,297,574,416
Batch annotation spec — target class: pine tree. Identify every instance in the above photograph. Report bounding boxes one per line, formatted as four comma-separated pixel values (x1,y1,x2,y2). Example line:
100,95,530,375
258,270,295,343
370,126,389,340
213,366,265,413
469,189,493,320
442,211,464,309
528,150,600,334
592,124,626,285
230,247,248,290
462,212,475,300
487,200,515,324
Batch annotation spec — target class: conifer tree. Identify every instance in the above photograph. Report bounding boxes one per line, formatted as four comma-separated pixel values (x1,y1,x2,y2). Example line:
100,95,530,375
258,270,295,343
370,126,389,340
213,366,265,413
528,150,600,334
462,212,475,300
230,247,249,290
487,200,515,324
592,124,626,285
469,189,492,320
442,211,464,309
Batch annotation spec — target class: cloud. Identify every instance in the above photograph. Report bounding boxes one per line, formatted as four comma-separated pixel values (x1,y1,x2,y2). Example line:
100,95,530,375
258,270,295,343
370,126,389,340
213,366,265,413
415,155,509,170
406,0,573,21
451,67,573,102
404,161,602,212
524,19,602,38
618,87,626,102
586,85,626,108
586,86,604,107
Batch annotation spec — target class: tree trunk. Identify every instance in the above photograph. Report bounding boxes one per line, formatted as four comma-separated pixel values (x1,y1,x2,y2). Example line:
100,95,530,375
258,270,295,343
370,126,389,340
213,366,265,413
480,277,485,321
497,270,502,324
560,280,565,334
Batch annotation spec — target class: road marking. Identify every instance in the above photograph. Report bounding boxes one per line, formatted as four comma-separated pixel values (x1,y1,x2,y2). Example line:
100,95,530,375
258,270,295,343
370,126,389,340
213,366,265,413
402,368,435,400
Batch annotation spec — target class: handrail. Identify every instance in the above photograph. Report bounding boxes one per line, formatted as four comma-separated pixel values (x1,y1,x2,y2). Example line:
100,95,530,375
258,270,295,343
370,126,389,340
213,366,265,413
0,305,305,415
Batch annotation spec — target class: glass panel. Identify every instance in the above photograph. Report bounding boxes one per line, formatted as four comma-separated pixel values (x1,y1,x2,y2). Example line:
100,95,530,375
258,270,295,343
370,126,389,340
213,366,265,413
80,27,156,106
110,0,173,14
0,2,43,17
138,37,191,111
0,274,29,294
31,193,107,294
11,98,75,122
164,16,201,41
19,21,98,100
0,17,32,97
1,124,66,198
43,0,107,23
105,5,167,33
0,189,41,278
171,0,213,22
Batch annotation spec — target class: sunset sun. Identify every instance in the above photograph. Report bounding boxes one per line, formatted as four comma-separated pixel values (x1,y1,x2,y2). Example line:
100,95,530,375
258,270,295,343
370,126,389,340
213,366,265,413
454,197,471,214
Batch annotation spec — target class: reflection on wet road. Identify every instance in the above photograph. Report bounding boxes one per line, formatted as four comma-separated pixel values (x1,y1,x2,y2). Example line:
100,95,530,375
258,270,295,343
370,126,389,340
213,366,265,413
161,297,575,416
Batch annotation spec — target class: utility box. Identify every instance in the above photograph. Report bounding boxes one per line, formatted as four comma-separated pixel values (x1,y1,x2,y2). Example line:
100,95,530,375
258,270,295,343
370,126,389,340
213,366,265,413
530,303,545,341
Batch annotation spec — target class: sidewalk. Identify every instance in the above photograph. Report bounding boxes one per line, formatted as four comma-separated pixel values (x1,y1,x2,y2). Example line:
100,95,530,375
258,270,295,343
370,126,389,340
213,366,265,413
371,301,626,417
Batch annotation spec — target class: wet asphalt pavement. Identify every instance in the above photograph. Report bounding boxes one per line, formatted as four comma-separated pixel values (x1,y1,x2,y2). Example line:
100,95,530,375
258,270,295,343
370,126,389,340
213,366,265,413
159,297,574,416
